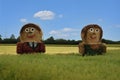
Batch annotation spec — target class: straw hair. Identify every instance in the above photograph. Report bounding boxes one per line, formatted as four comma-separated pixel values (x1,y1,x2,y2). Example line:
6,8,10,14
20,23,42,34
81,24,103,42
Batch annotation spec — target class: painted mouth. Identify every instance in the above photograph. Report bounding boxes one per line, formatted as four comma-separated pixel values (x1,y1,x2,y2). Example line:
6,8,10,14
90,35,96,39
27,34,35,38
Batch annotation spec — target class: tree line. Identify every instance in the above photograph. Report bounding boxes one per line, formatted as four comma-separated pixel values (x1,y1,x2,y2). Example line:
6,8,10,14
0,34,120,44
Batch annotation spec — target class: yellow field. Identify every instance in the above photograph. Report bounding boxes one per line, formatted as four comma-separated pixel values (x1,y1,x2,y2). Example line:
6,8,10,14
0,45,78,55
0,44,120,55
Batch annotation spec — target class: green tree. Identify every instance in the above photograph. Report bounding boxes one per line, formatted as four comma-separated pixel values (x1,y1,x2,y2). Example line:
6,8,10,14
10,34,16,39
0,34,2,40
44,36,55,44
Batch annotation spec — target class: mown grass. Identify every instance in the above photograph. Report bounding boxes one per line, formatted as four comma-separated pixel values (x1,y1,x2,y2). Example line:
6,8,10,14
0,44,120,80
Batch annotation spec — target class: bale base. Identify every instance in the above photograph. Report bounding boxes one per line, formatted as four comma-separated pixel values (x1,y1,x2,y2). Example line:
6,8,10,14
79,43,106,56
17,42,45,54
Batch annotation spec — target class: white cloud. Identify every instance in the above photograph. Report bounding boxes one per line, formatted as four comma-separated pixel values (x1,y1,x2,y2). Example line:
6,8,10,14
20,18,28,23
62,28,75,32
62,28,80,32
98,18,103,22
58,14,63,18
34,10,55,20
49,30,59,34
115,25,120,28
49,28,80,39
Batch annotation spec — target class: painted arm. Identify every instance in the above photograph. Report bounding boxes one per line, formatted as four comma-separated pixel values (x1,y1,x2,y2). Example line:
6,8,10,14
16,42,23,54
78,43,85,56
39,43,46,53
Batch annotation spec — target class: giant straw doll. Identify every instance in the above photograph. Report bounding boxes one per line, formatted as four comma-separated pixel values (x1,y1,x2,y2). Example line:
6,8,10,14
17,23,45,54
78,24,106,56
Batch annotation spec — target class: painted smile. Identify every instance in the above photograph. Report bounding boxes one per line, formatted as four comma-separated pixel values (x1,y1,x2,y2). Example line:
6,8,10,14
90,35,96,39
27,34,35,38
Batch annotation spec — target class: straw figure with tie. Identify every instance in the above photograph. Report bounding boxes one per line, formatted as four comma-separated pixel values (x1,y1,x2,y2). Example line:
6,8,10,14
17,23,45,54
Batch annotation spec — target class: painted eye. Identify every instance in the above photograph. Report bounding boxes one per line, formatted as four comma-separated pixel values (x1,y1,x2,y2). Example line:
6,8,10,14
89,28,94,32
95,29,99,32
30,28,35,32
25,28,29,32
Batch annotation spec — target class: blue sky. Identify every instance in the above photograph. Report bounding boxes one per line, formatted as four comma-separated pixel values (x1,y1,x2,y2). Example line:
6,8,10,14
0,0,120,41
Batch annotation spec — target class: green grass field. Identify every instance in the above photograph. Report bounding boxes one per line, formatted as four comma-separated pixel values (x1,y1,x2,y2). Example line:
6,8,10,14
0,44,120,80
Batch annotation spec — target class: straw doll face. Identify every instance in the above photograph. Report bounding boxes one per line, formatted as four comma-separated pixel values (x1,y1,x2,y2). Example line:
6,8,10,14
81,24,103,44
86,27,101,44
20,23,43,42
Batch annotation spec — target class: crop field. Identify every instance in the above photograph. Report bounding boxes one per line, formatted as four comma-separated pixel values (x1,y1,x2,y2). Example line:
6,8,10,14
0,44,120,80
0,44,120,55
0,44,79,55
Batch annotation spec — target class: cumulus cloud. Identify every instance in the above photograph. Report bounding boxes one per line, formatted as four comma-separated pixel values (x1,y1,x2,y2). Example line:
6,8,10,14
34,10,55,20
49,28,80,38
49,30,68,37
58,14,63,18
20,18,28,23
49,30,60,34
98,18,103,22
62,28,75,32
115,25,120,28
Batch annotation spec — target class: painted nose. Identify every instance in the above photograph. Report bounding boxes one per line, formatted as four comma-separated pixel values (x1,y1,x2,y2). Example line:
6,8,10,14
28,31,33,34
92,33,96,35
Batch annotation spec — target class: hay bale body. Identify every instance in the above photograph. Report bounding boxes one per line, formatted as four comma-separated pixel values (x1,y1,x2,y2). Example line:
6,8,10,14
17,42,45,54
78,24,106,56
79,43,106,56
16,23,45,54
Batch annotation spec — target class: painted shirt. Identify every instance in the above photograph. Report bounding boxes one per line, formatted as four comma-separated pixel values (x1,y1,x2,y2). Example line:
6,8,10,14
17,42,45,54
84,44,106,55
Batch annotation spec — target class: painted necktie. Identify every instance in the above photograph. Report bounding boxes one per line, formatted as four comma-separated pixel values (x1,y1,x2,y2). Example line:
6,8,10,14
29,42,37,48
